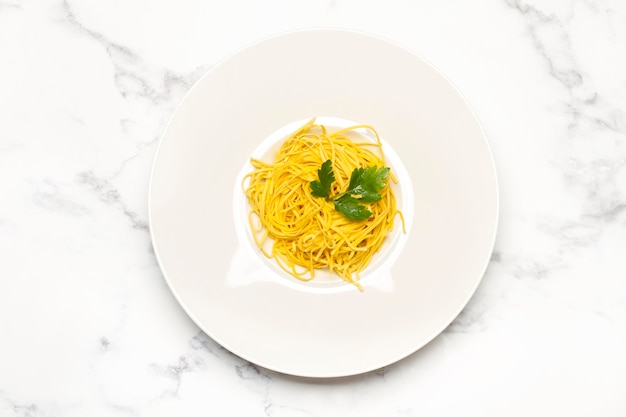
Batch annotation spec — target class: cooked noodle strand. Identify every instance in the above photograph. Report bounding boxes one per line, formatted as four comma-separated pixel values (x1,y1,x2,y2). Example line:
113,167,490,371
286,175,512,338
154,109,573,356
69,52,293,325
244,118,402,290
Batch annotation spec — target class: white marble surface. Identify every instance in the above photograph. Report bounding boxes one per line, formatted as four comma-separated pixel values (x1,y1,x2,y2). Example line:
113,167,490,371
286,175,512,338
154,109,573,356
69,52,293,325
1,0,625,415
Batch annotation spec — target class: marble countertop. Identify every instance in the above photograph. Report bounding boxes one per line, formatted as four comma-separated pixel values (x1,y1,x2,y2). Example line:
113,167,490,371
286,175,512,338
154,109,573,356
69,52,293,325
1,0,625,415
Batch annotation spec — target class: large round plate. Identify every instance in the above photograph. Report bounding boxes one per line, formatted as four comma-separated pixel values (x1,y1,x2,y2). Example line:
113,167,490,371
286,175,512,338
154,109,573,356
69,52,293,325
149,29,498,377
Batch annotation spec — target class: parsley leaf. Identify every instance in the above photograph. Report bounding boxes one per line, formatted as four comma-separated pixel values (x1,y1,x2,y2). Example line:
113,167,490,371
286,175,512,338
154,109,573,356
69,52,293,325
310,159,335,198
345,166,390,203
309,160,390,221
333,195,372,221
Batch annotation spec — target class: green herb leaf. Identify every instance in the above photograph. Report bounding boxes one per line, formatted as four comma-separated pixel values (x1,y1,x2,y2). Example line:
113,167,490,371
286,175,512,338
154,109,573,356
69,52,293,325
333,195,372,221
346,166,390,203
309,160,390,221
310,159,335,198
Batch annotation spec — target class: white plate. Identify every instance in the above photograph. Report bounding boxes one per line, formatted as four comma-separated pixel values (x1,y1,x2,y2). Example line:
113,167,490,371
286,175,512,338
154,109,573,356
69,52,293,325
149,29,498,377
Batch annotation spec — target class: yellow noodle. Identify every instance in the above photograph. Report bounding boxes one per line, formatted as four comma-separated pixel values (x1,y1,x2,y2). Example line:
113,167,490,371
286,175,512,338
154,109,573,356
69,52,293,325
244,118,403,290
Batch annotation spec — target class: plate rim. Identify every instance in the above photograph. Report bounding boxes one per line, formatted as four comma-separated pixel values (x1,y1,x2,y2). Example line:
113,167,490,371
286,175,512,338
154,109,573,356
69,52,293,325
148,28,500,377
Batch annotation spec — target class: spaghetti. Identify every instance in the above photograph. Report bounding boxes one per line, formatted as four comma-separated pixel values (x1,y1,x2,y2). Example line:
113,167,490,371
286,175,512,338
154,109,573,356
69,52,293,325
243,118,403,290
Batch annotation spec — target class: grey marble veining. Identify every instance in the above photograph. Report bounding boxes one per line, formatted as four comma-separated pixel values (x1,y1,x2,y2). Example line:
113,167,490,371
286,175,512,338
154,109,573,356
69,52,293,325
1,0,625,416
